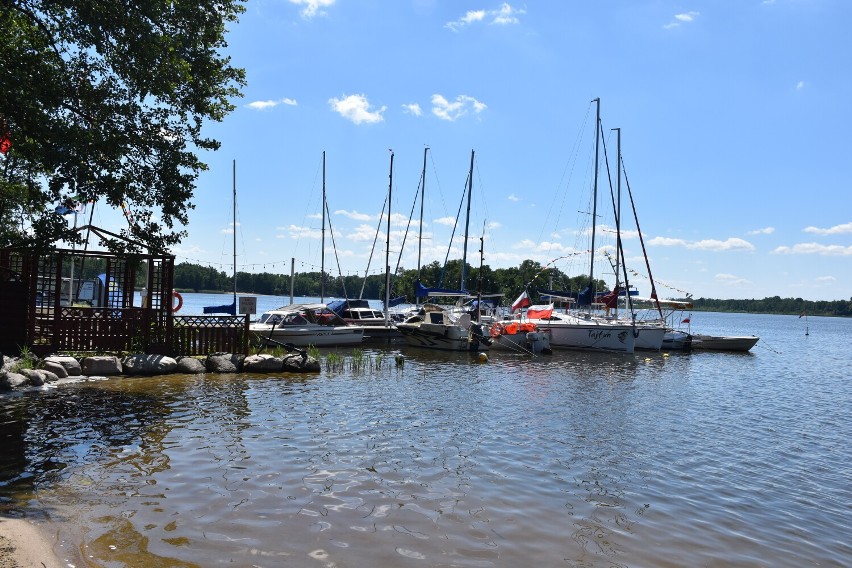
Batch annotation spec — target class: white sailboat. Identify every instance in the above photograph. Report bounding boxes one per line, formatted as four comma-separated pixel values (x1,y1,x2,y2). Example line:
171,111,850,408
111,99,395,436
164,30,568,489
523,98,637,354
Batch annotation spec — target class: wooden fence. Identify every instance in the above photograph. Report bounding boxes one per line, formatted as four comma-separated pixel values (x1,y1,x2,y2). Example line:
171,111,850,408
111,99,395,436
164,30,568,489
172,315,249,356
31,309,249,357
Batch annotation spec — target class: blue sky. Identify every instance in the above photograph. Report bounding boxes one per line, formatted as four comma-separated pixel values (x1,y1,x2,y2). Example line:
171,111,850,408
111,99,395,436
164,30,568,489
87,1,852,302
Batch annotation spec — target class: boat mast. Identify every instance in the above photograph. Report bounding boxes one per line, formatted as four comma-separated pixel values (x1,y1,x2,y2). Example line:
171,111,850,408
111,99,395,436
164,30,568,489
613,127,621,317
589,98,600,308
385,150,394,325
417,146,428,285
232,159,237,309
460,149,474,292
320,151,326,303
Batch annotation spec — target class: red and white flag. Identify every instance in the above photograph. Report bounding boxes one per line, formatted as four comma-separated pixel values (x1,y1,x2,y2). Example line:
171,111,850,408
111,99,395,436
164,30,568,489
527,304,554,319
511,290,531,312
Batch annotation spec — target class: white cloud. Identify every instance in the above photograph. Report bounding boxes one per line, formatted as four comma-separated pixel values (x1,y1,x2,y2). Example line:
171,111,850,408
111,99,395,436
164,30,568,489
803,221,852,235
290,0,335,19
280,224,321,239
773,243,852,256
748,227,775,235
432,94,487,121
335,209,374,221
246,98,297,110
647,236,754,252
445,3,525,31
664,11,700,29
402,103,422,116
715,273,753,286
816,275,836,282
648,236,688,247
492,3,526,25
329,94,386,124
687,238,755,252
796,81,805,91
445,9,486,32
508,194,520,202
434,216,457,226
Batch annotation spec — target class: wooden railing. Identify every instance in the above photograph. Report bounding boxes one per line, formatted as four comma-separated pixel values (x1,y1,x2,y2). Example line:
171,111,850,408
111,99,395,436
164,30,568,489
35,308,249,356
171,315,249,356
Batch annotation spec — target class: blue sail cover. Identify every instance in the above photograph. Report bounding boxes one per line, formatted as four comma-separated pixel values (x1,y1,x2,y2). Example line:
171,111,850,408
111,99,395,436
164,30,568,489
203,300,236,315
415,279,467,299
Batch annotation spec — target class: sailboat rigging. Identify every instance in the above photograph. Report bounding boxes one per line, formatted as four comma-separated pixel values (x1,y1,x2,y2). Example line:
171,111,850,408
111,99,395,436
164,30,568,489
203,159,238,315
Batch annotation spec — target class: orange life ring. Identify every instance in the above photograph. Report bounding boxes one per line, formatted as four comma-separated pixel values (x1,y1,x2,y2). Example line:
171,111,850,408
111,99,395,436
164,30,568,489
171,291,183,313
489,322,504,338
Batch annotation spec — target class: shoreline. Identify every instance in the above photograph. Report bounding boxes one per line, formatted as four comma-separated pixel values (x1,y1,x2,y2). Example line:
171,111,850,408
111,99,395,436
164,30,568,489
0,517,67,568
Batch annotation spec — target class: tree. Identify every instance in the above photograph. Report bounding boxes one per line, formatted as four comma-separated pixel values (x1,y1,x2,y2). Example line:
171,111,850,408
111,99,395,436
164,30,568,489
0,0,246,253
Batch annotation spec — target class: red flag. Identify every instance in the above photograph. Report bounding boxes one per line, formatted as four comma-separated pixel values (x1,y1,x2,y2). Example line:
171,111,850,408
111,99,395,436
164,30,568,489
598,285,621,309
511,290,531,312
681,317,690,324
0,119,10,154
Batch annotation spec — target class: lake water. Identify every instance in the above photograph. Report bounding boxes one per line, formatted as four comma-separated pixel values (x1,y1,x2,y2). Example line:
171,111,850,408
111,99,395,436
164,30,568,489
1,297,849,567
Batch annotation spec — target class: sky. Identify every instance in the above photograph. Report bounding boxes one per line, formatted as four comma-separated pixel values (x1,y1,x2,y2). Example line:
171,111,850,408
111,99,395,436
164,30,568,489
83,0,852,302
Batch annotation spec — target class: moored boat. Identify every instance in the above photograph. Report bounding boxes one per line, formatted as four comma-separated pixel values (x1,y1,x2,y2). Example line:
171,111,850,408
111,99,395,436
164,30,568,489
691,334,759,352
488,320,552,354
250,303,365,348
395,304,492,352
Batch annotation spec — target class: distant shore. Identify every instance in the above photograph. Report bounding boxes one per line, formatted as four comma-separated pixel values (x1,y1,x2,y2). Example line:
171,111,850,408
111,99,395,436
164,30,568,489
0,517,66,568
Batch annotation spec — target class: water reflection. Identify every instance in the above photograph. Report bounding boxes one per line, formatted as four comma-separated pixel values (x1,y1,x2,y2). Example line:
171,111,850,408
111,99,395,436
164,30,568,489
1,319,850,567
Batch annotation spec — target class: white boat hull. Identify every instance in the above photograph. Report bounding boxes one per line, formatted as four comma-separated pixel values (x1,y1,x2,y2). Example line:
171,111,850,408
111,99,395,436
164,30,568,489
634,325,666,350
526,313,636,353
250,325,364,347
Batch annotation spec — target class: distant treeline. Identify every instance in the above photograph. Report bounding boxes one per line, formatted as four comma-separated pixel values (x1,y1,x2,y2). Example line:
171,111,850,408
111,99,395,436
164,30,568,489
684,297,851,317
174,261,851,317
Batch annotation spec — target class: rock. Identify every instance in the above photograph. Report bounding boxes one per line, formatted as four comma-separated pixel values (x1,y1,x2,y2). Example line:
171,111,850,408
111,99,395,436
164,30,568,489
242,354,284,372
42,360,69,379
19,368,45,386
44,355,82,377
205,353,243,373
81,356,123,376
282,353,320,373
122,354,178,375
175,357,206,374
1,372,29,390
20,368,60,385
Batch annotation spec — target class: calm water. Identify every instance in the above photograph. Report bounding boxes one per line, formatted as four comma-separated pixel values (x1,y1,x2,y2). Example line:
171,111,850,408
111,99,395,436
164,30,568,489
1,302,849,567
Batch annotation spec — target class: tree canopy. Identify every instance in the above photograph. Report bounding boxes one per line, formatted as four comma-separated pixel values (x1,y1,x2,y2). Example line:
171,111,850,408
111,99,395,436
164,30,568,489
0,0,246,253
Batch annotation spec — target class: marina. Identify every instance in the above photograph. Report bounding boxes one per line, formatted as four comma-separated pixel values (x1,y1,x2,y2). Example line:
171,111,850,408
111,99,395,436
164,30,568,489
1,300,848,567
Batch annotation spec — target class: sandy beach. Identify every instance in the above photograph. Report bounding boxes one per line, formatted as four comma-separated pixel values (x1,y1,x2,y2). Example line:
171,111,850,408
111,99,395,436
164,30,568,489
0,517,66,568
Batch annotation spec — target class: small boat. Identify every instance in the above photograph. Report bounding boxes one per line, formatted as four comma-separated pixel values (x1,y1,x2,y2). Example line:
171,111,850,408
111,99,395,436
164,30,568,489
488,321,552,354
395,304,492,352
662,329,692,350
250,303,365,348
691,334,759,352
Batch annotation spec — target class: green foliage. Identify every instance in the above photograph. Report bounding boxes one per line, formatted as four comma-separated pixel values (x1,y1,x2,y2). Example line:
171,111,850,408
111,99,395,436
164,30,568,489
11,345,40,372
687,296,851,317
0,0,246,253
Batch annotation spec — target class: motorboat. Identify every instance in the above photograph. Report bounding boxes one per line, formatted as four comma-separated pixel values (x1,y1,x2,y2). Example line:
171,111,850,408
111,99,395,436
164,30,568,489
691,334,759,352
394,304,492,352
250,303,365,348
488,320,552,354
